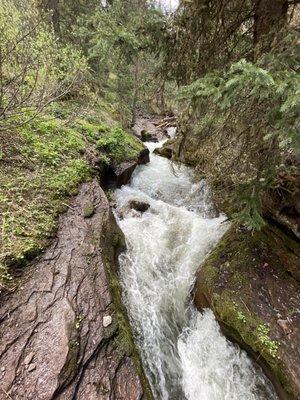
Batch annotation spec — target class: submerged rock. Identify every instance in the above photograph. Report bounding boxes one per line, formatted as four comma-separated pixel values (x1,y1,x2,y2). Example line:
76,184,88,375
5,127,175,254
0,180,153,400
194,223,300,400
128,200,150,213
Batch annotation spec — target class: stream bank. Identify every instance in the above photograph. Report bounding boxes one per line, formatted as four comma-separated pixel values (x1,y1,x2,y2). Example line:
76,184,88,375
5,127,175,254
0,179,153,400
194,223,300,400
0,107,156,399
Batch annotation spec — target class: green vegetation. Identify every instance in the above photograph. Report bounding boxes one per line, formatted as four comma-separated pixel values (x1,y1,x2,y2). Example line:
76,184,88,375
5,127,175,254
195,222,299,396
165,1,299,231
0,101,143,288
256,324,279,359
96,126,144,163
0,0,169,289
213,292,280,361
177,48,299,229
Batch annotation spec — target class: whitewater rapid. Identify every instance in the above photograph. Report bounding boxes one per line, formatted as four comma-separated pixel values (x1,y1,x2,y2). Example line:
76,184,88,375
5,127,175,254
113,139,277,400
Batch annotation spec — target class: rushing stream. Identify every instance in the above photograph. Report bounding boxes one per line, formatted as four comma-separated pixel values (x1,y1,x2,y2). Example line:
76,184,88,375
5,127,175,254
114,138,278,400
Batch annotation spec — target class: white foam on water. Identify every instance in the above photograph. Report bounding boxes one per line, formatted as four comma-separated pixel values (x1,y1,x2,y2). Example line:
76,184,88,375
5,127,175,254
114,142,278,400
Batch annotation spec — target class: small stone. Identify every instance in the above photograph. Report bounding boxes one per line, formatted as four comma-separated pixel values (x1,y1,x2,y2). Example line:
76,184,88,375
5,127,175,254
277,319,293,335
24,352,34,365
103,315,112,328
27,364,36,372
1,366,5,372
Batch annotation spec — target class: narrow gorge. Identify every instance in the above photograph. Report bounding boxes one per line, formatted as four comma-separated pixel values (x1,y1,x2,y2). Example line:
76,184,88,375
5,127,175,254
111,131,282,400
0,1,299,399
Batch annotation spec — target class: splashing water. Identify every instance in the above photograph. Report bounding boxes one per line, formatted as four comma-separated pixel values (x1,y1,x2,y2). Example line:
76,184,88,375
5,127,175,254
113,140,278,400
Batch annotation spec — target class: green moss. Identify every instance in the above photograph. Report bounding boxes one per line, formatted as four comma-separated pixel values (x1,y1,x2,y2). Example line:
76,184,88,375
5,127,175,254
213,292,279,361
197,223,299,397
96,126,143,163
256,324,279,359
83,204,95,218
75,315,84,330
0,100,144,289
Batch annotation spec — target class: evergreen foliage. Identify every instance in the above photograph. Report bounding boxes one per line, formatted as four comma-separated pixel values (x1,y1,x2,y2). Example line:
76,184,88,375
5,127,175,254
169,1,299,230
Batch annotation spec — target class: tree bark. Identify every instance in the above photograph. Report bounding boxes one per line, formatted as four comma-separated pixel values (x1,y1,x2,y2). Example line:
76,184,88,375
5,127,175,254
45,0,61,37
253,0,288,55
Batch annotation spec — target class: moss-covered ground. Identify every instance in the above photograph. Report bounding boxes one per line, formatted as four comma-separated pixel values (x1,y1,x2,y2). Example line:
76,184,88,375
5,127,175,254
194,223,300,398
0,100,143,290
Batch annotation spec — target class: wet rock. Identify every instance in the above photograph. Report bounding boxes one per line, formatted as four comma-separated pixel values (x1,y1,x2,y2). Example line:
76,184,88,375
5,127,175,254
141,130,158,143
128,200,150,213
113,160,138,187
194,223,300,400
154,139,175,159
138,148,150,165
0,180,152,400
105,148,150,189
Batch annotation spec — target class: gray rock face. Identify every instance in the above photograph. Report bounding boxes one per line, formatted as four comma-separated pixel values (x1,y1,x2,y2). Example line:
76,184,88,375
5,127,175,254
105,148,150,189
0,180,152,400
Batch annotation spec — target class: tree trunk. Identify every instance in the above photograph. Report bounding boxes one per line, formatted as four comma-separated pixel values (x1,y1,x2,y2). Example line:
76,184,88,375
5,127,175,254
253,0,288,56
45,0,61,37
131,59,140,127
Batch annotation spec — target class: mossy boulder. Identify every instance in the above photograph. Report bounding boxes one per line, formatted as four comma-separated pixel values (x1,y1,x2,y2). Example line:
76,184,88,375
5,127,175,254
194,223,300,400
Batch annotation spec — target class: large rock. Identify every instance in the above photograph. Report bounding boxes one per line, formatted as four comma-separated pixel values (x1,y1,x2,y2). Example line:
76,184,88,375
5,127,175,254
105,148,150,188
154,139,175,159
194,223,300,400
0,180,153,400
140,130,158,143
132,116,162,141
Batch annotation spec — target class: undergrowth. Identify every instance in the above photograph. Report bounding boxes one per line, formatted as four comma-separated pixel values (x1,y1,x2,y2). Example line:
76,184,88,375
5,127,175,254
0,100,143,290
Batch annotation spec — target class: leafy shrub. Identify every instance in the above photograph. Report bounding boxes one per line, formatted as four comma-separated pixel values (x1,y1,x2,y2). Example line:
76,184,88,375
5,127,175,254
0,0,88,132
